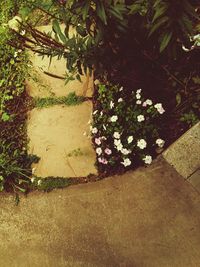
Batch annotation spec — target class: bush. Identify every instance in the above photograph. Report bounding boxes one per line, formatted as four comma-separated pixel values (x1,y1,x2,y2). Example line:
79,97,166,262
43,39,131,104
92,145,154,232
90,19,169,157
91,84,166,173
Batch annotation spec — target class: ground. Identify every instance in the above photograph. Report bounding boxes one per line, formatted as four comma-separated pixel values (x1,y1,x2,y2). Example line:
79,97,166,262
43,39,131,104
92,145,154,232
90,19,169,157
0,158,200,267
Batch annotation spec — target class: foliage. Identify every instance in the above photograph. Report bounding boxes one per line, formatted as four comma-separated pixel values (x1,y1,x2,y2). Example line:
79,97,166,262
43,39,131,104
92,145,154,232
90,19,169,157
0,0,38,193
16,1,200,123
180,110,199,127
34,92,85,108
91,84,166,173
31,176,72,192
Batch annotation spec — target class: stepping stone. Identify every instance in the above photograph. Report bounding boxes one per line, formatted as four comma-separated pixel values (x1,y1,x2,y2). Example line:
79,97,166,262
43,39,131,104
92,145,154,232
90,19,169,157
26,25,94,98
27,102,97,178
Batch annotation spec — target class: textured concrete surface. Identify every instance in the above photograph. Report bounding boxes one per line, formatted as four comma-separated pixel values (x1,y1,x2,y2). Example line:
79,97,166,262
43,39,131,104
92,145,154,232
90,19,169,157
188,169,200,193
1,158,200,267
26,25,93,98
163,122,200,178
27,102,96,177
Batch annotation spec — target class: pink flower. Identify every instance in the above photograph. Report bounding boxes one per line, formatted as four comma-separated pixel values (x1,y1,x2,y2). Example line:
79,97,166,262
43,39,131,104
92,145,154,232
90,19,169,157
105,148,112,155
95,138,101,145
98,158,108,164
142,102,147,107
102,158,108,164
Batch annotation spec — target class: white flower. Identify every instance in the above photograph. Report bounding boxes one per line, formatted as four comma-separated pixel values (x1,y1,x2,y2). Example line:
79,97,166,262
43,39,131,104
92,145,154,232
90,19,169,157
110,115,118,122
136,100,142,105
114,139,123,151
110,101,114,109
21,30,26,35
136,93,141,100
103,124,107,130
100,111,103,116
156,138,165,148
14,51,18,58
37,180,42,185
116,144,123,151
32,167,36,174
143,155,152,165
119,86,123,91
96,147,102,155
121,158,131,167
121,148,131,155
154,103,165,114
114,139,121,146
118,98,123,103
113,132,120,139
137,139,147,149
91,127,98,134
31,177,35,183
137,115,145,122
127,136,133,144
154,103,163,109
101,136,107,140
146,99,153,105
136,89,142,94
93,110,98,115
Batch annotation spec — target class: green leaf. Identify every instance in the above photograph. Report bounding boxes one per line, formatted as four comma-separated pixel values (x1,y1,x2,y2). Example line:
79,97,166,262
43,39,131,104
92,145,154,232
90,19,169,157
176,93,182,106
82,2,90,20
52,19,67,44
19,7,32,19
2,112,10,122
152,5,167,23
97,2,107,25
109,6,123,20
159,32,172,52
148,16,169,37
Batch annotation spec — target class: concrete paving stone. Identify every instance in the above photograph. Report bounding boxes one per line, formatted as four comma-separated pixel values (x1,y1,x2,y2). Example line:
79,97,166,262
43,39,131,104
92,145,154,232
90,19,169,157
27,101,97,177
163,122,200,178
188,169,200,192
0,158,200,267
26,25,94,98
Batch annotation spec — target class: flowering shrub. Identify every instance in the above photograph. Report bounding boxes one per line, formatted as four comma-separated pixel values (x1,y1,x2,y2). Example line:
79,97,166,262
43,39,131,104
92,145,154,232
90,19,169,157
91,84,165,174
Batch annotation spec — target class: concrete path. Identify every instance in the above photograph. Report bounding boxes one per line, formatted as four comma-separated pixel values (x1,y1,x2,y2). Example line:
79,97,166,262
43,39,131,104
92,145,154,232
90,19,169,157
26,24,96,178
1,158,200,267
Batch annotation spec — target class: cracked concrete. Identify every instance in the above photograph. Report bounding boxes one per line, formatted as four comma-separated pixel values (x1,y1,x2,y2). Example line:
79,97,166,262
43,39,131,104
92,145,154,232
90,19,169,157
0,158,200,267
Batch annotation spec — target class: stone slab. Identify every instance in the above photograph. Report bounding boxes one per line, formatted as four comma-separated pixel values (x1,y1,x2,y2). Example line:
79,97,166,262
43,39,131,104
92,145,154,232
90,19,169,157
27,101,96,177
1,158,200,266
26,25,94,98
163,122,200,178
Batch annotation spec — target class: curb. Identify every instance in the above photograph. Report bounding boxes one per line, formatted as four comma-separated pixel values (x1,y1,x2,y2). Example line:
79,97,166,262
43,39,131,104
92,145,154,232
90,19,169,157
162,121,200,191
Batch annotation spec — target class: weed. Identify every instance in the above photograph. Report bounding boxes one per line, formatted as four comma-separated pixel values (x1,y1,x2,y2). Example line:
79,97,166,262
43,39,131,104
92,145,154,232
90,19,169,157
67,148,84,157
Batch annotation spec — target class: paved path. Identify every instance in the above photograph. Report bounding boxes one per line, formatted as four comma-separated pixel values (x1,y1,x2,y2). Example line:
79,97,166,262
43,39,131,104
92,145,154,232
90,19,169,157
1,158,200,267
26,25,96,178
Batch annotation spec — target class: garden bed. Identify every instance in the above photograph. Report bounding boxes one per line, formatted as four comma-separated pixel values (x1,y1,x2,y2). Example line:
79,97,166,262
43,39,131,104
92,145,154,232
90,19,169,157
0,0,200,198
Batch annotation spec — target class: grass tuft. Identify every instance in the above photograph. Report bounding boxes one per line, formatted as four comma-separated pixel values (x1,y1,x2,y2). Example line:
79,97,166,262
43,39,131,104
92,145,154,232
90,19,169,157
34,92,85,108
32,177,72,192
